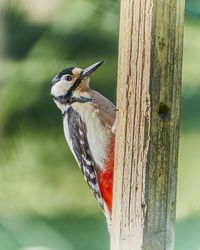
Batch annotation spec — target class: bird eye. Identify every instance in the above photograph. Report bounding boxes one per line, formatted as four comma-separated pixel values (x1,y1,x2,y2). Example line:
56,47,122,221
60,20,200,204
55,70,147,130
64,75,72,81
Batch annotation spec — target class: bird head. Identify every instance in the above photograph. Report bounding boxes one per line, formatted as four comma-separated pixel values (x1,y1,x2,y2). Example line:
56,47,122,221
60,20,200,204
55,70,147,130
51,60,104,109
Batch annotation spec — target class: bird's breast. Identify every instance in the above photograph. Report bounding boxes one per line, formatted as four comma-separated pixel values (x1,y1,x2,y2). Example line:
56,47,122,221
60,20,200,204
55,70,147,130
71,102,111,169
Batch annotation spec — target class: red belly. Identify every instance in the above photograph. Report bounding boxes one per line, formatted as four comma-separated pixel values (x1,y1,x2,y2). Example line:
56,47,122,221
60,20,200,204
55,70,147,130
97,137,115,213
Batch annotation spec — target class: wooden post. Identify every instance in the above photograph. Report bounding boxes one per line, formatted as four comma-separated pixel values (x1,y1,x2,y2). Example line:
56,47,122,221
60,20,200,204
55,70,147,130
111,0,184,249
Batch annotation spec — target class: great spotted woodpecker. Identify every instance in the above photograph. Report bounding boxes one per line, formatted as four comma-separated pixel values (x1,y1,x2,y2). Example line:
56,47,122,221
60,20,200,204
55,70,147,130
50,61,116,227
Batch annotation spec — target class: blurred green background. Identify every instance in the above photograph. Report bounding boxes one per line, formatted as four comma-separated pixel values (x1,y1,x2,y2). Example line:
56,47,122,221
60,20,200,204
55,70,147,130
0,0,199,249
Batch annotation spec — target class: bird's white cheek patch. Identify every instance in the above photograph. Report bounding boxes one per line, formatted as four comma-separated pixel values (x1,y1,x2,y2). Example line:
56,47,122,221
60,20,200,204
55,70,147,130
51,80,72,97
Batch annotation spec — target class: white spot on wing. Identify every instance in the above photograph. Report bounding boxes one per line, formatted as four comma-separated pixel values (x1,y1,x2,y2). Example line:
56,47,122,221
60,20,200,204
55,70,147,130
81,154,92,166
85,159,92,165
84,168,95,178
89,182,99,192
80,140,84,145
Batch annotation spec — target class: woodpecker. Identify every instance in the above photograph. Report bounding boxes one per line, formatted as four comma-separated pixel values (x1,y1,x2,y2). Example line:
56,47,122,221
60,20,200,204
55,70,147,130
50,61,116,227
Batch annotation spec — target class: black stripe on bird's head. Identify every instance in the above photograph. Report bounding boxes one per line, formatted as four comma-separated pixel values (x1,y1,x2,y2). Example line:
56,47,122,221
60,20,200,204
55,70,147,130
51,67,74,86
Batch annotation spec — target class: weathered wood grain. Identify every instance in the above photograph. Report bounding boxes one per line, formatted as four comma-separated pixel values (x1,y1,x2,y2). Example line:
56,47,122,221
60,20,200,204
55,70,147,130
111,0,184,249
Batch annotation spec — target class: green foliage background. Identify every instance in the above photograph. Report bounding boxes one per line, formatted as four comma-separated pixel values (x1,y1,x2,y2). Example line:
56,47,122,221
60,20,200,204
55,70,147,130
0,0,199,249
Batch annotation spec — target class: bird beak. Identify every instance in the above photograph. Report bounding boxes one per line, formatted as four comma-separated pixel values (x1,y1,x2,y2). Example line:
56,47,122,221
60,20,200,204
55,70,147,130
80,60,104,80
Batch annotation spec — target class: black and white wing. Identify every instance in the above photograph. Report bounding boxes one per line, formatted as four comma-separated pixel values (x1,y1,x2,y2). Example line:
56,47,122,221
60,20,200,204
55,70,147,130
63,107,104,209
